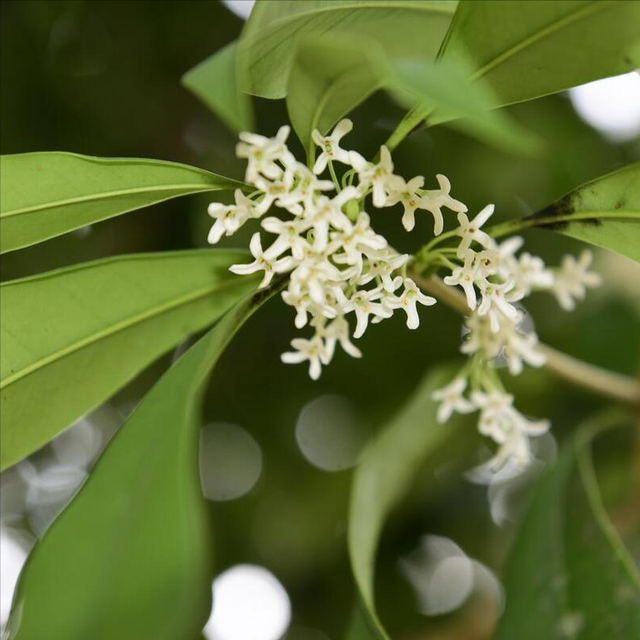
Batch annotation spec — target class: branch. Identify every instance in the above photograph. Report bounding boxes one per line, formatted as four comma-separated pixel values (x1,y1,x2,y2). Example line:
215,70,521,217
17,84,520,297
410,271,640,407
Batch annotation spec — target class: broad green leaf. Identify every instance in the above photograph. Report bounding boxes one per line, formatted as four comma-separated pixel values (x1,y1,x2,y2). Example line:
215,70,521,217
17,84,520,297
495,423,640,639
387,0,640,149
287,34,385,159
441,0,640,109
239,0,456,99
6,292,269,640
390,58,541,156
0,153,243,253
491,163,640,263
182,40,254,133
348,366,474,639
0,250,257,470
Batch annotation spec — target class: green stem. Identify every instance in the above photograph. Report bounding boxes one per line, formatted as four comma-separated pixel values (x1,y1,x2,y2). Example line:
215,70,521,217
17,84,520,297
384,105,433,152
328,160,341,191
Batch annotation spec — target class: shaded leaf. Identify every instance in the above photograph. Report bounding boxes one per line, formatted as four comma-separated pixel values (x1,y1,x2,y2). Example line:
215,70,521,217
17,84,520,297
6,292,270,640
495,422,640,639
239,0,456,99
0,153,243,253
390,58,541,156
348,366,475,639
287,34,385,159
0,250,257,470
182,40,253,133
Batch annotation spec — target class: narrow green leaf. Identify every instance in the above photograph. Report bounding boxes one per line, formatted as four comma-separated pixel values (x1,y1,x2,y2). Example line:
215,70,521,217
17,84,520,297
441,0,640,108
239,0,456,99
0,153,243,253
348,366,474,639
495,423,640,639
182,40,254,133
0,250,257,470
6,292,270,640
390,58,542,156
491,163,640,263
287,34,385,158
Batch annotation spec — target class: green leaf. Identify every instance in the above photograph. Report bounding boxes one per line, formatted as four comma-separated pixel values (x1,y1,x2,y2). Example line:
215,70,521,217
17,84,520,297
239,0,456,99
182,40,254,133
390,58,542,156
0,249,257,470
441,0,640,108
348,366,475,639
491,163,640,263
495,423,640,639
6,292,269,640
287,34,385,159
0,153,243,253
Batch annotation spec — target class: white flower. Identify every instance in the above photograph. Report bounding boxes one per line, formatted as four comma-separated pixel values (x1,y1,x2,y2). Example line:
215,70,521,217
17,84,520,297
229,232,296,288
419,174,468,236
444,252,479,309
303,188,357,252
382,278,436,329
311,119,353,174
281,336,326,380
332,211,388,272
207,189,257,244
553,250,601,310
342,288,393,338
503,328,546,375
290,253,342,305
477,279,524,332
236,125,293,183
385,175,425,232
455,204,495,258
432,378,475,423
261,216,312,260
349,145,395,208
359,250,409,292
276,163,334,213
471,390,549,467
318,316,362,362
253,171,295,214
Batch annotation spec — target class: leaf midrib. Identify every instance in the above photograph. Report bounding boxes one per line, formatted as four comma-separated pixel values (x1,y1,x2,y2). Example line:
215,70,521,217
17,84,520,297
469,1,617,81
0,278,243,389
1,183,223,219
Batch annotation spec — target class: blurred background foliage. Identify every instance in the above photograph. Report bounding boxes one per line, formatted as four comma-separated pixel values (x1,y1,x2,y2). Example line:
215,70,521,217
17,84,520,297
1,1,639,639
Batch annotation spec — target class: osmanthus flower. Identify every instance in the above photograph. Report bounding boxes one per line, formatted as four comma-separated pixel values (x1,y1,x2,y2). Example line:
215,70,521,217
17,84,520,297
229,232,296,288
236,125,294,182
432,378,475,423
207,189,258,244
419,174,468,236
311,118,353,174
350,145,395,207
455,204,495,258
552,249,602,310
281,336,326,380
383,278,437,330
207,118,601,473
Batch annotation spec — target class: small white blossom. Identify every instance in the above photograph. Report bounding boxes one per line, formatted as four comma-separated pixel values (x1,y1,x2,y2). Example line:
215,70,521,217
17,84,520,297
444,252,479,309
311,119,353,174
281,336,326,380
383,278,436,329
229,232,296,288
318,316,362,362
208,189,257,244
341,287,393,339
477,279,524,333
455,204,495,258
420,174,468,236
349,146,396,207
553,250,601,310
432,378,475,423
236,125,293,182
385,175,425,232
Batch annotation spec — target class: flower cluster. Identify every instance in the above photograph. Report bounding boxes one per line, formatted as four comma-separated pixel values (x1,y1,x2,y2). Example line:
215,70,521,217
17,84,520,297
432,204,601,469
207,120,465,379
207,119,602,471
